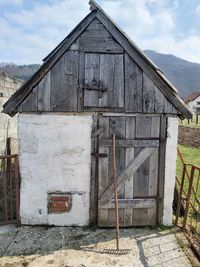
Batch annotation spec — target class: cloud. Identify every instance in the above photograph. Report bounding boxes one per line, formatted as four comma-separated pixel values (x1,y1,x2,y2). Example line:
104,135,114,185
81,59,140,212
0,0,23,5
0,0,200,64
196,4,200,16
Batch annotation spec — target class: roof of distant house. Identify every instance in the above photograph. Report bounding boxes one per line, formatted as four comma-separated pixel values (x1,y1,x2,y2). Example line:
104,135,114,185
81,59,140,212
185,92,200,102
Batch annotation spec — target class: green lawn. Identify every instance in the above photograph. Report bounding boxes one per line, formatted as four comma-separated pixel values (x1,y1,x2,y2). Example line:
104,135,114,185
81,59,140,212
177,144,200,178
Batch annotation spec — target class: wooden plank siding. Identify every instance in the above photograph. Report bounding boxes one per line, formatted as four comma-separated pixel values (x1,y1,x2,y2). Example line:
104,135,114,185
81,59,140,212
98,115,161,227
15,18,178,115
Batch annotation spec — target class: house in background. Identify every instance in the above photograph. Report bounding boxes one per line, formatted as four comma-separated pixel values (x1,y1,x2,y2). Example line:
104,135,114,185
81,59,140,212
3,0,192,227
0,72,23,155
185,92,200,115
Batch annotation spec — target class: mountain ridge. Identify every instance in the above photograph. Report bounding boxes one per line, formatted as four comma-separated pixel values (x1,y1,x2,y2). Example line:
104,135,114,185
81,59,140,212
1,50,200,98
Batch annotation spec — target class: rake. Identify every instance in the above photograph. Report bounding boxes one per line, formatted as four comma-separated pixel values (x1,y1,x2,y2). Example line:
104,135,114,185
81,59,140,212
103,134,131,255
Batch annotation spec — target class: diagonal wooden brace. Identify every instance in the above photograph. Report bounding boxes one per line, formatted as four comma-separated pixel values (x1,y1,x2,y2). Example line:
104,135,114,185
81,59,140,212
99,147,156,205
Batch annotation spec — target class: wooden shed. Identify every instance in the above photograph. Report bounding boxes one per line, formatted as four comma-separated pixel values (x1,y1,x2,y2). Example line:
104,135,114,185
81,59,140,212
3,0,192,227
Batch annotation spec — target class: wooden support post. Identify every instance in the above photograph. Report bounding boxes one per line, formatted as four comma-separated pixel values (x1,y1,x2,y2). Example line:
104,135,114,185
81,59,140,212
14,155,20,226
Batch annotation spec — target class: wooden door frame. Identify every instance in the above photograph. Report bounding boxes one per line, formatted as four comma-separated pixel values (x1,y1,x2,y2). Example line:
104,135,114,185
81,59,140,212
89,114,167,226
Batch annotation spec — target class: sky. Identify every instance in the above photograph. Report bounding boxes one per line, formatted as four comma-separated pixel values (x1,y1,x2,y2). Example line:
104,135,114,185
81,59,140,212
1,0,200,65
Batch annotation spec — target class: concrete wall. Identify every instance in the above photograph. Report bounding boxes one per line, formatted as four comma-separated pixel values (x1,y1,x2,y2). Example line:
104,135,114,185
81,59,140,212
0,72,23,154
18,114,93,226
163,117,178,225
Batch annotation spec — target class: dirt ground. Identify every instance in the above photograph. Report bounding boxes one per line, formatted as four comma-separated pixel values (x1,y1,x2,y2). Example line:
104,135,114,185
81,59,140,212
0,225,193,267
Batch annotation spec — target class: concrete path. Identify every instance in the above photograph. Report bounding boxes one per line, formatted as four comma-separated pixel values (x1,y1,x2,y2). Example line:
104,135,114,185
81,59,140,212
0,225,192,267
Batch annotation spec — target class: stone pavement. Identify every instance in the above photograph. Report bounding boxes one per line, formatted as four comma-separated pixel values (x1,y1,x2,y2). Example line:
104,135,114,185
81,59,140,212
0,225,192,267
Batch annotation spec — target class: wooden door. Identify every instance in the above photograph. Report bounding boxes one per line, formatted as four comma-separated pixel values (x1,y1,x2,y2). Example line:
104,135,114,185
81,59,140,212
98,115,162,227
82,53,124,108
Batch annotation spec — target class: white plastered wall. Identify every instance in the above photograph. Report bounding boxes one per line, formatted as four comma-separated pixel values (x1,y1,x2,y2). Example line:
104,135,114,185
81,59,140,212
163,117,178,225
18,114,92,226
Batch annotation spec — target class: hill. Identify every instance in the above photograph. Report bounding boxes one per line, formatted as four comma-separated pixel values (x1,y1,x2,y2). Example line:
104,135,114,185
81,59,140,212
0,63,40,82
1,51,200,98
144,50,200,98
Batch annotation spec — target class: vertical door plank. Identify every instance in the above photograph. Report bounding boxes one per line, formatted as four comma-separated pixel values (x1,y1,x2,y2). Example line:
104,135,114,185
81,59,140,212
84,53,100,107
113,54,124,108
109,116,126,226
134,115,152,225
99,54,114,107
98,116,110,226
157,115,167,224
124,117,135,226
148,116,160,225
125,53,143,112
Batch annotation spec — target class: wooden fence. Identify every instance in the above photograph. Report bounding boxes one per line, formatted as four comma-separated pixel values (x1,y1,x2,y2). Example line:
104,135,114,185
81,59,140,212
0,154,20,225
175,147,200,259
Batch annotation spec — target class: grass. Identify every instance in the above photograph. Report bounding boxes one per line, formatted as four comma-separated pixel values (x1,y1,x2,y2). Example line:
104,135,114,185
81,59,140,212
179,115,200,129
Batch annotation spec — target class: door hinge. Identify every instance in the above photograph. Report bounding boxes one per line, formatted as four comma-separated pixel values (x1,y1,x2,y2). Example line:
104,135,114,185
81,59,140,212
91,152,108,158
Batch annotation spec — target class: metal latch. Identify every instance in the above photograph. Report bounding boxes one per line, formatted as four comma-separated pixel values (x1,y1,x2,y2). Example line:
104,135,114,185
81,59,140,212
91,152,108,158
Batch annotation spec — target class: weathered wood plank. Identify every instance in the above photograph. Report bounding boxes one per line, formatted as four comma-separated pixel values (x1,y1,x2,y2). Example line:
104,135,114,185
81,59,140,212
113,54,124,108
164,96,173,113
81,18,110,38
154,86,164,113
79,19,123,53
135,116,152,138
109,116,125,226
22,86,38,112
51,51,78,111
148,117,160,225
98,116,109,226
91,127,104,138
157,115,167,224
143,73,155,113
84,53,100,107
78,52,85,111
99,54,114,107
99,199,156,209
89,114,98,224
38,72,51,111
125,53,143,112
124,117,135,226
96,11,191,118
99,139,159,147
99,147,156,205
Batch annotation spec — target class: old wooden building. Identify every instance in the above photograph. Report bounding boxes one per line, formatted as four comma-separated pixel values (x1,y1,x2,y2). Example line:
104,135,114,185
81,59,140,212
3,0,192,227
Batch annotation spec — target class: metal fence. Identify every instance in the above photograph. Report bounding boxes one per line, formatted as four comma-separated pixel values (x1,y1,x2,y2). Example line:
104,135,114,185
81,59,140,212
0,154,20,225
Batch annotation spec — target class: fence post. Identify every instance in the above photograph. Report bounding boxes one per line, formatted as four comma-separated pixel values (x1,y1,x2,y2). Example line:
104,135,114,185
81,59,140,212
175,164,186,225
183,166,195,229
14,155,20,226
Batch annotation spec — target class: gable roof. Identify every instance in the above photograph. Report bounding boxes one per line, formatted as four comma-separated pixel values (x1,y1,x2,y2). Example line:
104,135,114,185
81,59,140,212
3,0,192,119
185,92,200,102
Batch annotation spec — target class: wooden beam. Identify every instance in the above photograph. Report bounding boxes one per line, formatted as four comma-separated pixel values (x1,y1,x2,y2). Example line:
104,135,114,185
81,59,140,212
99,147,156,205
99,139,159,147
99,198,157,209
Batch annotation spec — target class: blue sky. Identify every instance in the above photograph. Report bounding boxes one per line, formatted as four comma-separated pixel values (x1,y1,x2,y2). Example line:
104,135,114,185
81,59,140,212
1,0,200,64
